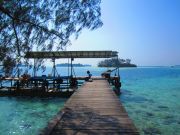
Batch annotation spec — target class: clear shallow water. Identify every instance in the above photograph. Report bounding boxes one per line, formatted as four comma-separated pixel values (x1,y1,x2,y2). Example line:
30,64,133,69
0,67,180,135
119,67,180,135
0,97,66,135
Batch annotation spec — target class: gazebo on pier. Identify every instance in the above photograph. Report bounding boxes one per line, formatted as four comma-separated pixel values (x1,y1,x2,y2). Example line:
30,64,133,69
0,51,121,97
25,50,118,77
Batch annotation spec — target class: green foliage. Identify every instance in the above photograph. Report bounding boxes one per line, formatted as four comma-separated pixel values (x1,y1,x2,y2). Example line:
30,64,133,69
0,0,102,74
98,58,137,67
2,56,16,76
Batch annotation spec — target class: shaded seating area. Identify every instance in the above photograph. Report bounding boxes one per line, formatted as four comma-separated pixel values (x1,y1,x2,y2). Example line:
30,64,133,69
0,51,121,97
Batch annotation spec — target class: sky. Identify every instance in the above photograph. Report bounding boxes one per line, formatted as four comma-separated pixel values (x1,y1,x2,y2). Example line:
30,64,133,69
64,0,180,66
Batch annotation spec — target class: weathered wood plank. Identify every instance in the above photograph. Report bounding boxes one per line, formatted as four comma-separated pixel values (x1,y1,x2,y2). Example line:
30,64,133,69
40,79,139,135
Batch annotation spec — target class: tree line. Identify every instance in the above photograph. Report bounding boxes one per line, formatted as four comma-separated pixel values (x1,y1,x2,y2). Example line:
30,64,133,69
98,58,137,67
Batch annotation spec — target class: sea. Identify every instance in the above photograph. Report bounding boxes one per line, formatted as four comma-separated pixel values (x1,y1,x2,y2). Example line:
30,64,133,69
0,67,180,135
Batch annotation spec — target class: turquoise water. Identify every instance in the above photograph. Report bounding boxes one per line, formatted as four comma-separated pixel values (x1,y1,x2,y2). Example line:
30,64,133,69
0,97,66,135
0,67,180,134
119,67,180,135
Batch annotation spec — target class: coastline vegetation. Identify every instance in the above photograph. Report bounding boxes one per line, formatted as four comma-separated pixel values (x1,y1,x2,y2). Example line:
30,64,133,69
98,58,137,67
56,63,91,67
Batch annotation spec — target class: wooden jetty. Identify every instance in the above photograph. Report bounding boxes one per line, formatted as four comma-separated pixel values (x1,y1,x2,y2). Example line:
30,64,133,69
0,51,121,97
40,78,139,135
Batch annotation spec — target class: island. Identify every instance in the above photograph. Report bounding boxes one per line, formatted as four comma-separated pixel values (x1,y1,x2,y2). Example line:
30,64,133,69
98,58,137,67
171,65,180,68
56,63,91,67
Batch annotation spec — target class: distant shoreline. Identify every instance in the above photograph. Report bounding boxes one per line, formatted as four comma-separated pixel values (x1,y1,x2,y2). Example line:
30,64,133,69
98,64,137,68
56,63,91,67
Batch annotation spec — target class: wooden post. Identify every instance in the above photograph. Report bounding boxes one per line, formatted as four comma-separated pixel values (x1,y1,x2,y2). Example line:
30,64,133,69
33,59,36,77
53,58,56,78
117,56,120,78
68,58,69,77
71,58,74,77
52,58,56,89
116,56,121,95
67,58,70,89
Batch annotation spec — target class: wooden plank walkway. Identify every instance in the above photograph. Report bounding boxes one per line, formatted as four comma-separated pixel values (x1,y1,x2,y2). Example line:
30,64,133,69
41,79,139,135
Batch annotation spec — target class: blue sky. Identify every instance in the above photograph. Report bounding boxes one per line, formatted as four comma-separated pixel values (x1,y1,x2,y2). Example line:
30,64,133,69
66,0,180,66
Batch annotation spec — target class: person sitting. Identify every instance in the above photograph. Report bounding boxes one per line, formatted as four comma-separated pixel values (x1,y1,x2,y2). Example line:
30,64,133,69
86,70,92,81
87,70,92,78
